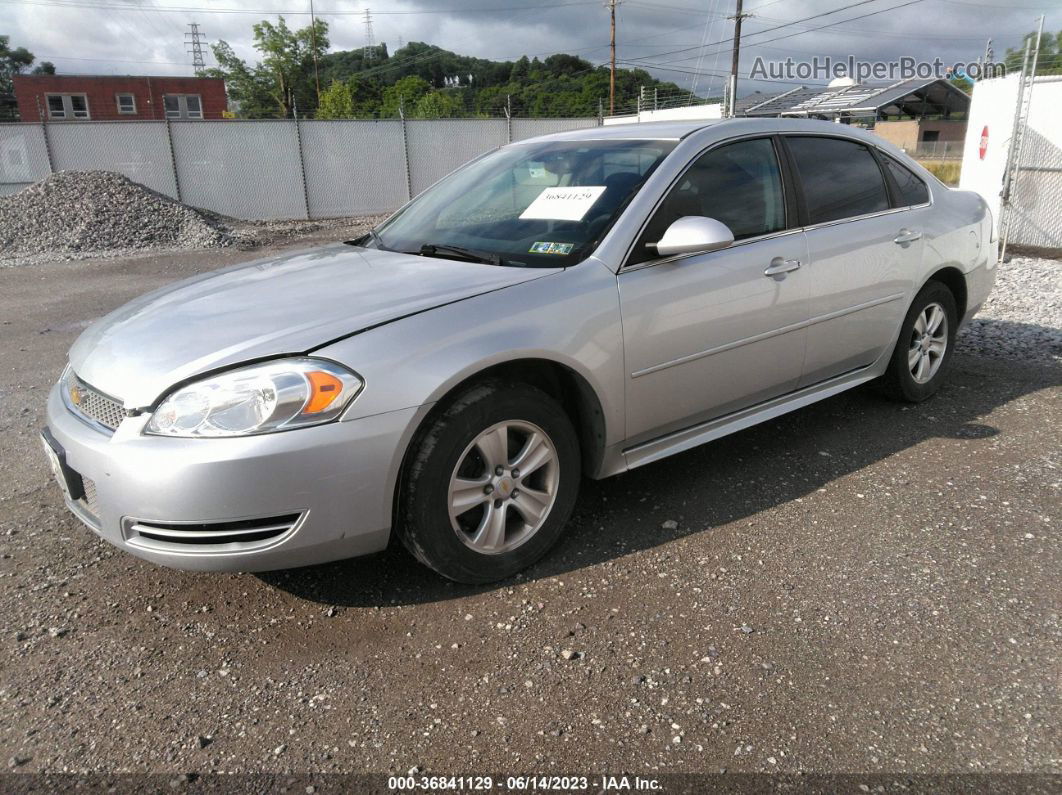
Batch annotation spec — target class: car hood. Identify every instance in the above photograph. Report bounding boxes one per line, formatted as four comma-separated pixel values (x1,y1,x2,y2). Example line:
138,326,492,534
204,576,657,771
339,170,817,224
69,244,558,408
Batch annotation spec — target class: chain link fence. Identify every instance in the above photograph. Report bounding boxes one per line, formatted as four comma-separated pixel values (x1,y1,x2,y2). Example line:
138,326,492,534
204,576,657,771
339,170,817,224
0,116,601,218
1009,125,1062,250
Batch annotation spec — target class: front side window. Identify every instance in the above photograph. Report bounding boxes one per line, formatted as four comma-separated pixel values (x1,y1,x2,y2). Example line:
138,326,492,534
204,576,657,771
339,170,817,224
116,93,136,114
371,139,676,268
630,137,786,265
164,94,203,119
786,136,889,225
46,94,89,120
882,154,929,207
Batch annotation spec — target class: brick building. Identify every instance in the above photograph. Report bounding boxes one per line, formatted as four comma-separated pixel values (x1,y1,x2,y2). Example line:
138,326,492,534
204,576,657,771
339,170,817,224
12,74,227,122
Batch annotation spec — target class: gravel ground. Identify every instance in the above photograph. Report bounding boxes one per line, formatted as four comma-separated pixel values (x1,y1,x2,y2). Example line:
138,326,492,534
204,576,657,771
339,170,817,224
958,256,1062,363
0,249,1058,780
0,171,386,268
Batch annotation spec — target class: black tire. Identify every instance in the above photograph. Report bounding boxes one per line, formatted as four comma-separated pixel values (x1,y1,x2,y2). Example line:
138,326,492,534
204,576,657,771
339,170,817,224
878,280,958,403
396,380,581,584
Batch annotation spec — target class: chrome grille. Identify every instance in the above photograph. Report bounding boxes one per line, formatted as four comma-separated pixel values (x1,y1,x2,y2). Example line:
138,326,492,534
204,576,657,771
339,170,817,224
69,375,126,431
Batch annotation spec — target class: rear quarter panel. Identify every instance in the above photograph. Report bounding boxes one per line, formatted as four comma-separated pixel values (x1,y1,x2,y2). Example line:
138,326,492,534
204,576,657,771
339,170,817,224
919,183,997,322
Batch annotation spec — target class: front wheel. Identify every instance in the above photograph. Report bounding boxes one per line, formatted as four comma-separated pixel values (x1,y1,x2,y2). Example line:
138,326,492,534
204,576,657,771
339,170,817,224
396,380,581,583
878,281,958,403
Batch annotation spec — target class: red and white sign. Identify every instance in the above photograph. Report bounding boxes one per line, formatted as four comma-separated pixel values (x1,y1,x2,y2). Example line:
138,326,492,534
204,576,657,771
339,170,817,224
979,125,989,160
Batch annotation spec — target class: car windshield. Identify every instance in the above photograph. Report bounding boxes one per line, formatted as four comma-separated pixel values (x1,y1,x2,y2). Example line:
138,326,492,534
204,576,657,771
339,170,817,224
365,138,677,267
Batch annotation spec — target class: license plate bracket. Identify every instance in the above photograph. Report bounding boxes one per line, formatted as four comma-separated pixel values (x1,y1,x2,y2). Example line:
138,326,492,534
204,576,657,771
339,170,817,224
40,428,85,502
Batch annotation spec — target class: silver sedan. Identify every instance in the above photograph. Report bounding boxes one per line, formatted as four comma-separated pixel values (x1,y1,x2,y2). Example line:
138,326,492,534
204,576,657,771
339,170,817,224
42,118,997,583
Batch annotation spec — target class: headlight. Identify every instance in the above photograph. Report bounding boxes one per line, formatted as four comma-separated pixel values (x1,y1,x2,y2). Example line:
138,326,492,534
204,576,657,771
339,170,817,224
145,358,363,438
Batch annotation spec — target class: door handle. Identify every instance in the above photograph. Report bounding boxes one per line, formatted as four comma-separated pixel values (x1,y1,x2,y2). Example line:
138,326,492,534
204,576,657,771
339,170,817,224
764,257,801,277
894,228,923,244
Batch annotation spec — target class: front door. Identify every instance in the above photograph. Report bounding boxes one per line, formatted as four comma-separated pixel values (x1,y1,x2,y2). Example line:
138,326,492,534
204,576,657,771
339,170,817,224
618,137,810,444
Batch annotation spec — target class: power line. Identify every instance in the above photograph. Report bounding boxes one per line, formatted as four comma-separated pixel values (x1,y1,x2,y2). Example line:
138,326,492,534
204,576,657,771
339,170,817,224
625,0,931,71
4,0,601,15
618,0,915,66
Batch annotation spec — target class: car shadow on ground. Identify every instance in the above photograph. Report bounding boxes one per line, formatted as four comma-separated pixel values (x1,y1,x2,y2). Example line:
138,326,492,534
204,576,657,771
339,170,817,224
258,319,1061,607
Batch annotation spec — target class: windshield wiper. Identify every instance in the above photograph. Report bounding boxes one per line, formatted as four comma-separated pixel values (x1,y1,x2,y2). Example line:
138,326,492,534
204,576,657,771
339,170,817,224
343,226,388,250
417,243,503,266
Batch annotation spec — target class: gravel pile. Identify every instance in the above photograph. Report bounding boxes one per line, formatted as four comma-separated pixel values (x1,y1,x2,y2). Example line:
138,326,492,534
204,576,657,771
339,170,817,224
0,171,231,260
957,256,1062,363
0,171,387,267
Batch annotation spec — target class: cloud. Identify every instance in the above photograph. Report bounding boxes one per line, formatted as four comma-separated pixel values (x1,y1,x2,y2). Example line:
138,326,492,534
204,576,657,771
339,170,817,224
4,0,1054,97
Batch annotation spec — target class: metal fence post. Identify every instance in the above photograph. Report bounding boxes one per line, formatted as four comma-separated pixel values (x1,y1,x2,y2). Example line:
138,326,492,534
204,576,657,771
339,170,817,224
37,97,55,174
164,119,183,203
399,102,413,201
505,95,512,143
292,114,312,220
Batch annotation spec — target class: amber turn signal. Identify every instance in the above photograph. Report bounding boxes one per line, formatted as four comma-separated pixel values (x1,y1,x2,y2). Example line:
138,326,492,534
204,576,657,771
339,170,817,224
303,370,345,414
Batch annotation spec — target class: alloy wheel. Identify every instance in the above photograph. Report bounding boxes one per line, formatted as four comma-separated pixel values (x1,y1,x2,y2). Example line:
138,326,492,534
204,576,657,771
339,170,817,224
908,301,948,384
447,420,559,554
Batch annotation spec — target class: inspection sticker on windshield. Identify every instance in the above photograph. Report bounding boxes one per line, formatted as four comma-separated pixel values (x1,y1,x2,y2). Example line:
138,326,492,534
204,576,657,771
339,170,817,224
520,186,607,221
529,241,574,255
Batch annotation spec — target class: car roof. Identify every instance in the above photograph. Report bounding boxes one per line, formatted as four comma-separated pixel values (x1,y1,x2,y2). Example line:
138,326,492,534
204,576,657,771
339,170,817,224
516,117,892,148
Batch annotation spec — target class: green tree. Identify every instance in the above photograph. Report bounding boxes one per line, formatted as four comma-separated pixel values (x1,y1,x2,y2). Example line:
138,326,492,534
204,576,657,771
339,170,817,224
206,16,328,118
381,75,431,117
1003,30,1062,76
204,41,275,118
1,35,37,95
415,90,462,119
32,61,55,75
316,79,354,118
204,21,691,120
253,16,329,117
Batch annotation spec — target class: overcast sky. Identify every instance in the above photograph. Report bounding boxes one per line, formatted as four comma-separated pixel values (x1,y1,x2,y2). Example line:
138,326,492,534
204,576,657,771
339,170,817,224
5,0,1059,103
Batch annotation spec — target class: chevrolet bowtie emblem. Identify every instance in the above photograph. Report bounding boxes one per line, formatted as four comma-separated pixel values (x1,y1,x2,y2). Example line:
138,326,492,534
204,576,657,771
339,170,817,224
70,385,82,406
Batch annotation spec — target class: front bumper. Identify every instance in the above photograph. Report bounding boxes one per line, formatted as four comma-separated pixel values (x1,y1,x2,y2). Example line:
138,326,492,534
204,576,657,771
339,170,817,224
44,383,419,572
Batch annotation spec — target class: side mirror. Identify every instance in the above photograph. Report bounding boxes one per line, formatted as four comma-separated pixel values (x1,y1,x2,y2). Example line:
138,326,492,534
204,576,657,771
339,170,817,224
651,216,735,258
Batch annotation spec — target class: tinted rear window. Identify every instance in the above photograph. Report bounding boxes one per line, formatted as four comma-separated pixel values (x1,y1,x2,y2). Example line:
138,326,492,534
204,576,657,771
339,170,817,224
882,154,930,206
786,136,889,224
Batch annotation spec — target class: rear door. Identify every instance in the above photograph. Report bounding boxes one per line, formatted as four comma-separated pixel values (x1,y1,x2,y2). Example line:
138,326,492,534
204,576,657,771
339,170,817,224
617,136,810,444
783,135,925,386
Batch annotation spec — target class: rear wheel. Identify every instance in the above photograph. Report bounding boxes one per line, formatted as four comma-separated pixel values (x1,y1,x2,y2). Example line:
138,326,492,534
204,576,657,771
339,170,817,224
397,380,580,583
878,281,958,403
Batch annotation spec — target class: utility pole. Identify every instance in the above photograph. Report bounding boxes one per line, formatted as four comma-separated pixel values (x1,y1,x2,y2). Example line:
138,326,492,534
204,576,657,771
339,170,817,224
309,0,321,101
606,0,620,116
726,0,750,118
185,22,205,76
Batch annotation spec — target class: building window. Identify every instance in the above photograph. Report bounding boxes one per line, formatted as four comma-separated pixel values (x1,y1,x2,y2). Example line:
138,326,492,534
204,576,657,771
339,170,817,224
45,93,90,120
163,94,203,120
116,93,136,114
